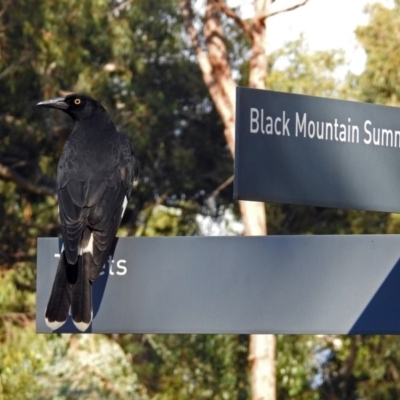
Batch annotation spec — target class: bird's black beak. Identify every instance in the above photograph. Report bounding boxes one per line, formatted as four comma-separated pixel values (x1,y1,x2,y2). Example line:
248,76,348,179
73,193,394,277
36,97,69,110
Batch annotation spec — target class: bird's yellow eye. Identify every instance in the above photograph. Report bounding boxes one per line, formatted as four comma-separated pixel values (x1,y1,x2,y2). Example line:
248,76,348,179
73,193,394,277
74,98,81,105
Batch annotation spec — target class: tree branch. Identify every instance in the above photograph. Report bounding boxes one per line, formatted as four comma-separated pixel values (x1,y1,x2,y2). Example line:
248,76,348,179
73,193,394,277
210,174,234,199
0,0,11,19
179,0,205,59
0,312,35,327
179,0,237,156
338,336,358,378
0,54,29,81
215,0,309,37
0,163,56,196
110,0,133,15
179,0,214,88
90,365,126,398
261,0,309,21
215,0,253,38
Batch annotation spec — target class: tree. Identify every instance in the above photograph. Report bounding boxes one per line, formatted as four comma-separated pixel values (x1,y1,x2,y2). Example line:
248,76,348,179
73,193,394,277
355,1,400,106
267,35,346,98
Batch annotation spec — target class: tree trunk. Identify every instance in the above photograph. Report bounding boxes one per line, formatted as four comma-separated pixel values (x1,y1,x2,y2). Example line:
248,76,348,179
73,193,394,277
249,334,276,400
245,2,276,398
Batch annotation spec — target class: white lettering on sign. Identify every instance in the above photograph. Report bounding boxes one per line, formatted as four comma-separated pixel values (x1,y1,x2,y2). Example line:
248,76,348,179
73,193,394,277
53,253,127,276
250,108,400,149
364,120,400,147
104,256,127,276
295,113,359,143
249,108,290,136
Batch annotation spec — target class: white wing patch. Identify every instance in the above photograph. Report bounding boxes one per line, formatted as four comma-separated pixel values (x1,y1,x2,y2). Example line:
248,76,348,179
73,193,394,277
121,196,128,218
79,233,94,255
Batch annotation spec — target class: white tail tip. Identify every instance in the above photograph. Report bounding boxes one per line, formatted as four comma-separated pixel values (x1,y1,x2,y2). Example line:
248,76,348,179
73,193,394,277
72,311,93,332
45,317,67,331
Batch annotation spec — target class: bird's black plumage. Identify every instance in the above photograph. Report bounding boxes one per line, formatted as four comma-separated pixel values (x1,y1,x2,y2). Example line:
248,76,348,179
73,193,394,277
37,94,138,331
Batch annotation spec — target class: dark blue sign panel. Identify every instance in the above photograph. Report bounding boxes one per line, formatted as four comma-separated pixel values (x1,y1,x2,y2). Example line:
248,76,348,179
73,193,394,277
234,87,400,212
37,236,400,334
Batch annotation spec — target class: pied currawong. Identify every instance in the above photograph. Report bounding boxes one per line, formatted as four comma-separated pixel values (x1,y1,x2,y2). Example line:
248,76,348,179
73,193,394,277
37,94,138,331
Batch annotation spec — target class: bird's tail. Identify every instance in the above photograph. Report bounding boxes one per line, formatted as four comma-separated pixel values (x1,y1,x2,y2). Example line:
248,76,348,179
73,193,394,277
70,253,92,332
45,251,73,331
45,252,92,332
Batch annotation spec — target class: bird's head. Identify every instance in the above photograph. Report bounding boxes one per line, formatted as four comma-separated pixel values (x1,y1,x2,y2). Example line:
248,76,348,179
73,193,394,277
37,94,107,121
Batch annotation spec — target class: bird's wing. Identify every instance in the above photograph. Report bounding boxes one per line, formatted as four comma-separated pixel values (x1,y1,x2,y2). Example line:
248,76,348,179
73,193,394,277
57,133,137,276
86,173,127,280
118,133,139,197
85,133,138,280
57,141,86,264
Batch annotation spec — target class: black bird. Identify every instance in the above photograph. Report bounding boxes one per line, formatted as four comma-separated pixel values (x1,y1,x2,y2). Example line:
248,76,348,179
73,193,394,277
37,94,138,331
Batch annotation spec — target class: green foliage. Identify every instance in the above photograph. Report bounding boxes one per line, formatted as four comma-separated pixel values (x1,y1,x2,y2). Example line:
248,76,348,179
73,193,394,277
353,336,400,400
268,35,346,98
355,2,400,106
0,327,147,399
135,205,199,237
277,335,319,400
115,334,250,400
1,322,49,399
0,267,35,314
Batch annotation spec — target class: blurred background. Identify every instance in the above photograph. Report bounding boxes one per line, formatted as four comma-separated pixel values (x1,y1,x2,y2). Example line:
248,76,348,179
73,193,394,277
1,0,400,398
